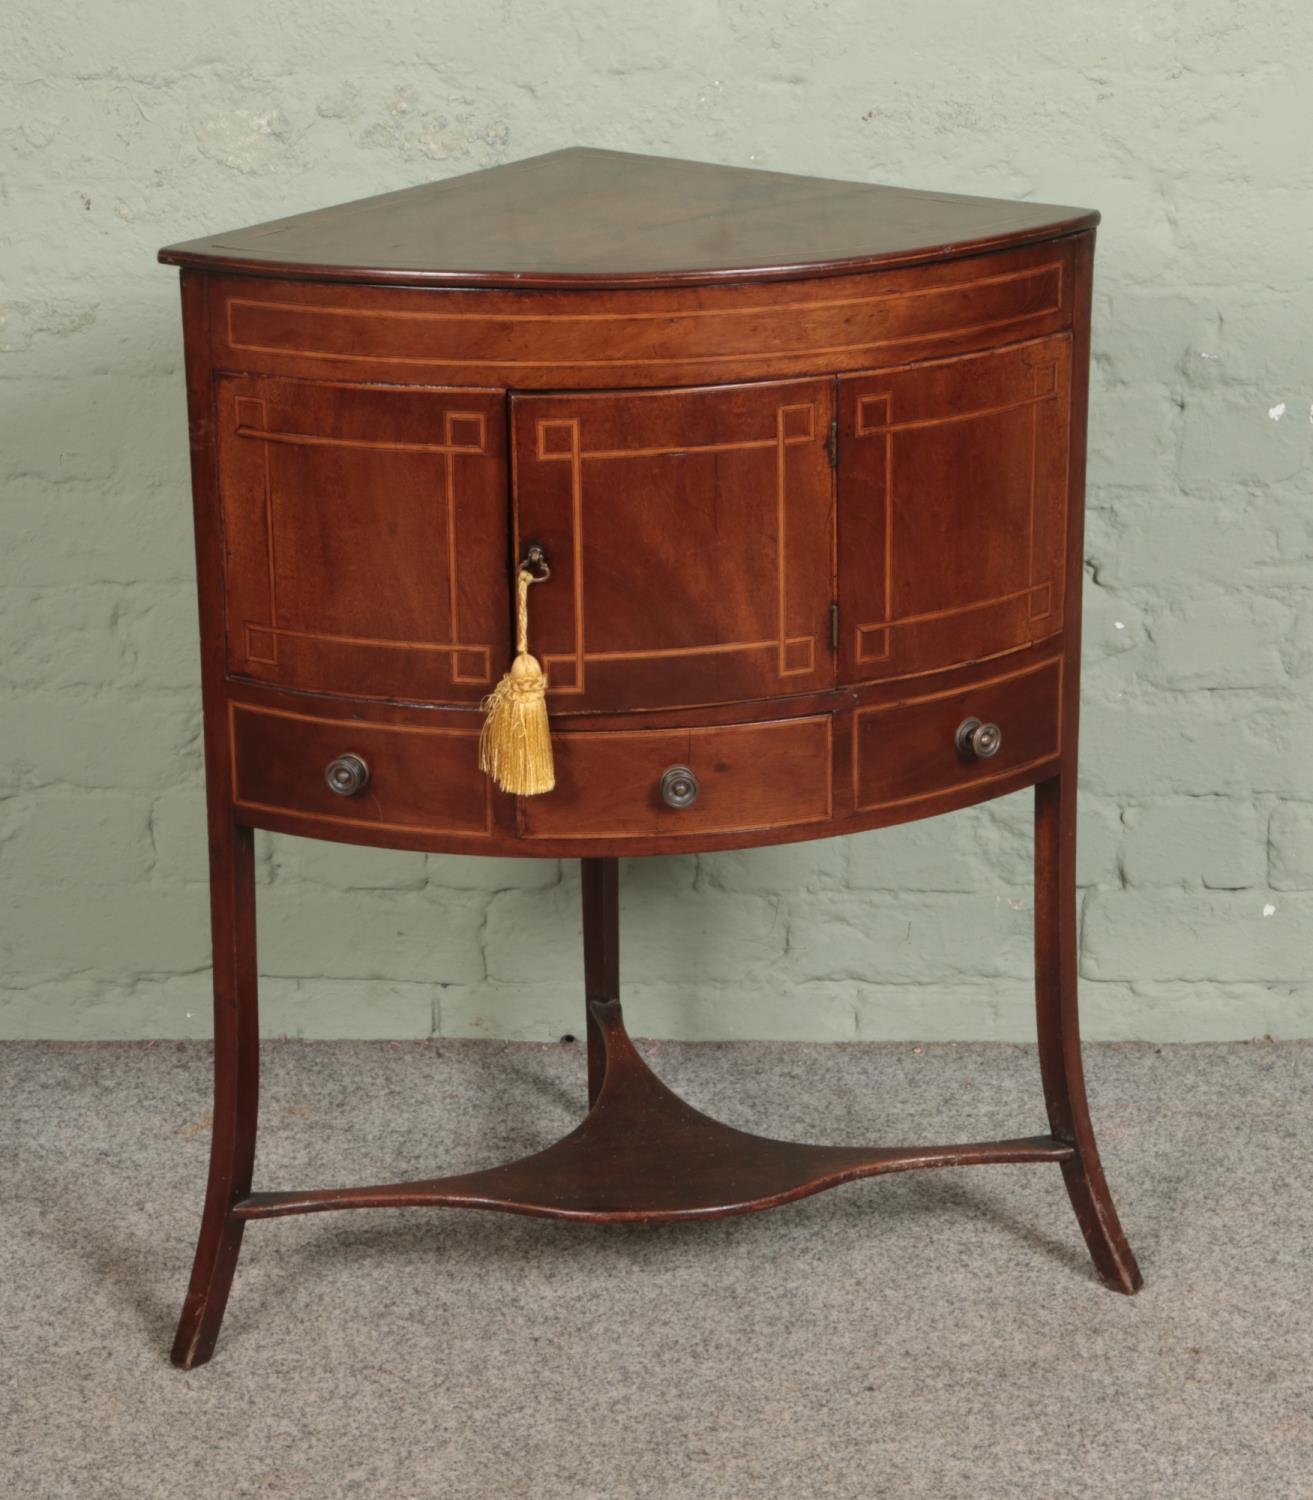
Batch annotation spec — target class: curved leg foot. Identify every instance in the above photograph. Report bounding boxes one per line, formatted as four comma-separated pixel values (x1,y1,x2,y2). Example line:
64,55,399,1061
171,818,260,1368
1035,776,1142,1293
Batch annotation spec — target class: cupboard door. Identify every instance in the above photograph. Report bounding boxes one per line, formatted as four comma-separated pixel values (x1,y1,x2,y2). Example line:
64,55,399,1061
216,376,507,703
511,378,835,713
837,335,1070,683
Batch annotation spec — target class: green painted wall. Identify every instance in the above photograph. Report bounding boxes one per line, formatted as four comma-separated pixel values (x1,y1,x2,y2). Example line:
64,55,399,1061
3,2,1310,1042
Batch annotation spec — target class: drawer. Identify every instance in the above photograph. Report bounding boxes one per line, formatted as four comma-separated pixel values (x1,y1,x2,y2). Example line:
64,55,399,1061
230,702,492,838
854,657,1062,812
519,715,833,841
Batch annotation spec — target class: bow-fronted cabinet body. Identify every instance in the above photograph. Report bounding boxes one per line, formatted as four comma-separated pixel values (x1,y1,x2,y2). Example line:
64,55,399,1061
158,149,1141,1369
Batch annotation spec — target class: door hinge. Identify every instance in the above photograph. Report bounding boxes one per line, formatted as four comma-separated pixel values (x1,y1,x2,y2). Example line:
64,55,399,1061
829,601,839,653
826,418,839,469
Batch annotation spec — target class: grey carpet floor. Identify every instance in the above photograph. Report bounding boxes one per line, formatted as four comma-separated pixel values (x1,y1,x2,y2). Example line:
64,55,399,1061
1,1035,1309,1500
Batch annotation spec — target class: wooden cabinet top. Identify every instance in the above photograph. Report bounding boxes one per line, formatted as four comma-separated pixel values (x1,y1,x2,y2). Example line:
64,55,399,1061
158,146,1097,290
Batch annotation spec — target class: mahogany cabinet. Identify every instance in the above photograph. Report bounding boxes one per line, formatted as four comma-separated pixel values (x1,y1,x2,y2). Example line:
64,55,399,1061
159,148,1141,1368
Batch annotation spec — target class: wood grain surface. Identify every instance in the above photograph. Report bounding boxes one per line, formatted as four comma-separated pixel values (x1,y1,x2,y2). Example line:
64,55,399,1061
160,146,1097,288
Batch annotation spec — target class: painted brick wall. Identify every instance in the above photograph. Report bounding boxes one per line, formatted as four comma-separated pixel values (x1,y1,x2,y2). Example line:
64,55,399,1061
2,1,1310,1041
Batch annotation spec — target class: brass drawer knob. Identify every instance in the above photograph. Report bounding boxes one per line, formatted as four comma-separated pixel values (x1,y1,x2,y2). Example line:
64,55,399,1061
660,764,700,809
955,718,1002,760
325,753,370,797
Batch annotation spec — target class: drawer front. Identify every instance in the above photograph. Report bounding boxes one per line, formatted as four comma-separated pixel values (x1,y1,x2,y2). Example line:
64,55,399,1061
854,657,1061,812
838,335,1070,683
230,702,492,838
511,378,836,715
519,715,832,840
216,376,508,704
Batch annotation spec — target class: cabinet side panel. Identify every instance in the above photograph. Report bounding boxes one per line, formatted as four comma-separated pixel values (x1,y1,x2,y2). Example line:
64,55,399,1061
1061,232,1096,775
178,271,233,828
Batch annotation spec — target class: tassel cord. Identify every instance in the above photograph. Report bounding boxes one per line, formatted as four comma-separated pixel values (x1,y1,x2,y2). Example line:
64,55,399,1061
478,564,556,795
514,566,532,657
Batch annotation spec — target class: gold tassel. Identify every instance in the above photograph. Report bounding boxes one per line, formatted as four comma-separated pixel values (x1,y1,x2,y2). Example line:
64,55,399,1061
479,566,555,795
